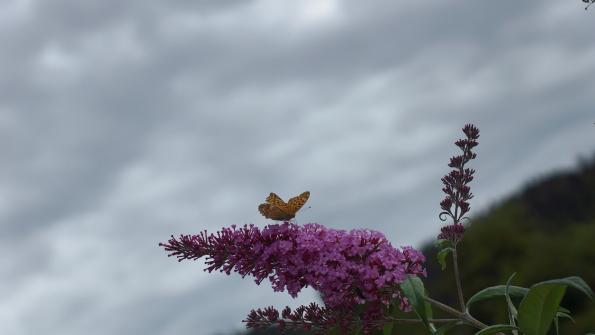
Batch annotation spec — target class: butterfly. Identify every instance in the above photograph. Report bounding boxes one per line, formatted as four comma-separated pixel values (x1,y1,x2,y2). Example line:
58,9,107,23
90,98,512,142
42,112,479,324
258,191,310,221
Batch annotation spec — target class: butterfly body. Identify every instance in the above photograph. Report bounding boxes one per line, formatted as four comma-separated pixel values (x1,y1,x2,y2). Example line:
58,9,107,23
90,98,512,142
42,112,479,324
258,191,310,221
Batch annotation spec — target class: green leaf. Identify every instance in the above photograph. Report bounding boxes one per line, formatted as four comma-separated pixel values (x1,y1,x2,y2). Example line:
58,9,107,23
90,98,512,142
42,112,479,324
552,309,574,335
400,275,435,333
552,310,575,335
517,277,593,335
434,239,452,249
467,285,529,314
556,311,574,323
555,310,573,335
437,247,454,270
382,321,394,335
474,324,518,335
537,276,594,301
518,284,567,335
505,273,519,325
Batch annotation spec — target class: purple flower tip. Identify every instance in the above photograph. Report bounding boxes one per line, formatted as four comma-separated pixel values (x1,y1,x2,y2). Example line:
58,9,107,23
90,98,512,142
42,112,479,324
438,124,479,242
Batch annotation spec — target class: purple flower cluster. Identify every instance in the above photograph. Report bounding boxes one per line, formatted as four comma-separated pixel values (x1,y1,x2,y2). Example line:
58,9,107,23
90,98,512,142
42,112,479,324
160,222,426,332
160,222,426,333
438,124,480,245
245,303,336,334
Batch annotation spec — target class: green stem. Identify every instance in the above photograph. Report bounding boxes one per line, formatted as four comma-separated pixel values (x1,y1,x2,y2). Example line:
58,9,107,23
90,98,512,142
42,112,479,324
452,247,466,311
387,317,459,324
424,296,486,329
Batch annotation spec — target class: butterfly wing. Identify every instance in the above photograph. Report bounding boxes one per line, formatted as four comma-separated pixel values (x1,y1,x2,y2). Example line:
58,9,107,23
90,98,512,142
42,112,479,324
258,203,293,220
286,191,310,214
266,192,287,207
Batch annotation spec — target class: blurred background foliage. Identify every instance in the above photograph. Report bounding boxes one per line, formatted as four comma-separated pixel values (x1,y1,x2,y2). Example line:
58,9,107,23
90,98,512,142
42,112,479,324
239,154,595,335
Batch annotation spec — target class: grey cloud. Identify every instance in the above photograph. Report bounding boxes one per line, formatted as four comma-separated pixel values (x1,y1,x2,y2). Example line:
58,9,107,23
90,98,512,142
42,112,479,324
2,1,595,334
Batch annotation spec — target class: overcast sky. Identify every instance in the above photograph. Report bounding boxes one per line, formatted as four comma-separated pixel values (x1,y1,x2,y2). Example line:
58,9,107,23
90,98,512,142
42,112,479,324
1,1,595,334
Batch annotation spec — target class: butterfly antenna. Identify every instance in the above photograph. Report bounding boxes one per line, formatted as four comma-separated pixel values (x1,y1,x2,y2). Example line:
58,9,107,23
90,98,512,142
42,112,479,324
586,0,595,10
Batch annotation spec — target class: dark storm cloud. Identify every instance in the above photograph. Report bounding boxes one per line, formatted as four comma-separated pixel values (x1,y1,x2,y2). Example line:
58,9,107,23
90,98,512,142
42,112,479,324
2,0,595,334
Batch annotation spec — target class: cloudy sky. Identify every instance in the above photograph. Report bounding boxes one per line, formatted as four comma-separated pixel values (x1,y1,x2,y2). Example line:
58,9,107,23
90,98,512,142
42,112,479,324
1,0,595,334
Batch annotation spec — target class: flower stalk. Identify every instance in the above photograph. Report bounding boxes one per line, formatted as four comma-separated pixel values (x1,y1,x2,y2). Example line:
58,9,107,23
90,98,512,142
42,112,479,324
437,124,480,313
452,248,466,311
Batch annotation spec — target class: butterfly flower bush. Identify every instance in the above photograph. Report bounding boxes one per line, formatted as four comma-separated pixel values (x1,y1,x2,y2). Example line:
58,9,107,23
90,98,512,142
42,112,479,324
160,124,594,335
160,222,425,333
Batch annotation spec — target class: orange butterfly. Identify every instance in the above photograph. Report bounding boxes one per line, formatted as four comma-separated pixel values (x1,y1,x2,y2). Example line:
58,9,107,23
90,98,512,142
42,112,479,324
258,191,310,221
